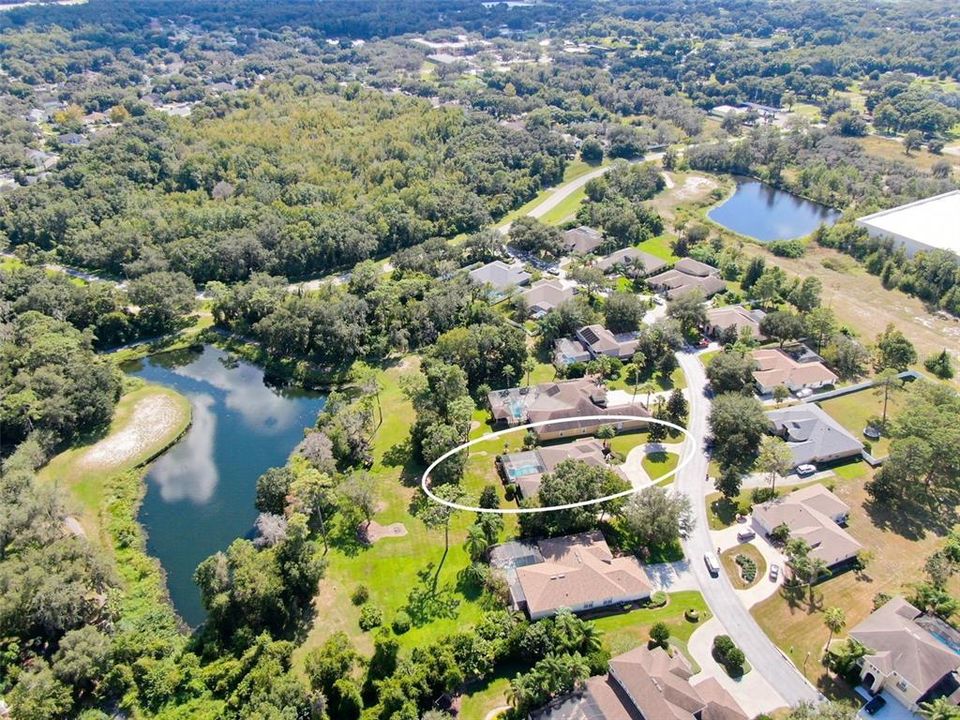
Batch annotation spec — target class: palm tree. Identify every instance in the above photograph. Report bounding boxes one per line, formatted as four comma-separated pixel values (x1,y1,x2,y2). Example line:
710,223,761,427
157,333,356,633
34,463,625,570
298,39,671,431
503,363,516,388
523,357,536,388
807,558,832,607
464,523,490,562
920,697,960,720
640,380,658,408
823,606,846,651
625,362,642,402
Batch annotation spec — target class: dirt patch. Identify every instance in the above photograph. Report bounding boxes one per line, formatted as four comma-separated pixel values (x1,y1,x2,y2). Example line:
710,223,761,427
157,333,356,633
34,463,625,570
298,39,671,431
673,175,717,202
358,521,408,544
78,394,186,471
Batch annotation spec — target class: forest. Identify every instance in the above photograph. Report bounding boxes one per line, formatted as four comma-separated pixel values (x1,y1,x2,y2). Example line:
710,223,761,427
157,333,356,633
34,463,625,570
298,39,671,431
1,0,959,718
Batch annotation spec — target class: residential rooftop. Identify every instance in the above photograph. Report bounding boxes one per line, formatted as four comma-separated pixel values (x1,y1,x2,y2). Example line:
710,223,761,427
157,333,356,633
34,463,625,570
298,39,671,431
564,226,604,255
751,348,838,393
498,438,624,498
767,403,864,466
596,247,668,277
468,260,531,292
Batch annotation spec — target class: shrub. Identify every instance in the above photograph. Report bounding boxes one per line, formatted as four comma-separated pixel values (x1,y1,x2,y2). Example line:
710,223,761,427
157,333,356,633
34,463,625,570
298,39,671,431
359,605,383,631
769,523,790,544
684,609,701,622
649,591,668,608
751,487,776,504
735,554,757,583
768,239,806,258
712,634,746,677
392,610,411,634
351,585,370,606
504,484,517,501
649,621,671,648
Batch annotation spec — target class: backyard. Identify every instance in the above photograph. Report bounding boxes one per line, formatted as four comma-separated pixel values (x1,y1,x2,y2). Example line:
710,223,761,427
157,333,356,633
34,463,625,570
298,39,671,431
817,386,911,458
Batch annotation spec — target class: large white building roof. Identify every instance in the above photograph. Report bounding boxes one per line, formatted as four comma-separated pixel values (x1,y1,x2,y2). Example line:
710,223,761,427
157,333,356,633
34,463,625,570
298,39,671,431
856,190,960,257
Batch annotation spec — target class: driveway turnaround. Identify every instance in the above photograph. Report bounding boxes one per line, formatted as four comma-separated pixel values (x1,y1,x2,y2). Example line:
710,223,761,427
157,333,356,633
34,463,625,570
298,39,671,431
675,350,821,708
687,617,788,718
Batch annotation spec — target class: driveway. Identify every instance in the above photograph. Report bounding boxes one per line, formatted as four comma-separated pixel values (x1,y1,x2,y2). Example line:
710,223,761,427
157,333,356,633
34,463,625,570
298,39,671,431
674,349,820,707
687,617,788,717
710,523,786,609
646,559,698,592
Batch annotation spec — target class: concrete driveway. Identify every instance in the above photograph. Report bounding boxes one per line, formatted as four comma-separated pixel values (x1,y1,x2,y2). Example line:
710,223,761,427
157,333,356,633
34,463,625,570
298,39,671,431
687,617,789,717
710,523,786,609
674,349,820,707
645,560,698,592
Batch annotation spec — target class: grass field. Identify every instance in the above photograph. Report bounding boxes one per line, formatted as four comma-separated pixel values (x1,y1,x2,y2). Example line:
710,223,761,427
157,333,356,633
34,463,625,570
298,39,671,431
740,243,960,390
643,451,680,485
751,474,957,698
539,186,587,225
721,543,766,589
293,359,498,664
636,233,680,262
816,385,911,458
854,134,960,172
39,382,192,541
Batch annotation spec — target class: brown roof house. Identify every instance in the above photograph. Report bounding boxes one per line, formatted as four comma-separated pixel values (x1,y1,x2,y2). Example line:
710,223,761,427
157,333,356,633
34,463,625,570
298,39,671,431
497,438,626,499
750,348,838,395
850,596,960,711
487,377,649,441
531,644,748,720
521,279,576,318
647,258,726,300
751,484,862,568
596,248,668,278
704,305,766,340
576,325,641,360
493,531,652,620
564,226,605,256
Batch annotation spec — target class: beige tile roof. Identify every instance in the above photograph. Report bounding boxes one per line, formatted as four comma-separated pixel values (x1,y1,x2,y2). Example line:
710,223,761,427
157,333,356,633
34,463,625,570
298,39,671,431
565,226,604,255
596,248,668,276
516,531,651,617
753,485,862,567
522,279,575,312
751,348,838,389
850,596,960,693
705,305,765,338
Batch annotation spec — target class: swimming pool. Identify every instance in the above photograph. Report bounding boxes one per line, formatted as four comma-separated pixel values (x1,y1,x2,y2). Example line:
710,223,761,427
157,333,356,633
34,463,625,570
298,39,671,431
508,464,542,479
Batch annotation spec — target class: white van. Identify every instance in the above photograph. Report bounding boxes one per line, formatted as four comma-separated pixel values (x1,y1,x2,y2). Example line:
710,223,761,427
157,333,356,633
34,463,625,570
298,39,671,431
704,552,720,577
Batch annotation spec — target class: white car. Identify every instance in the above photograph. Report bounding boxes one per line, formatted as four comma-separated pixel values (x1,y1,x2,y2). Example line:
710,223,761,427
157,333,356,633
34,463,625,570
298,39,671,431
795,387,814,398
796,464,817,477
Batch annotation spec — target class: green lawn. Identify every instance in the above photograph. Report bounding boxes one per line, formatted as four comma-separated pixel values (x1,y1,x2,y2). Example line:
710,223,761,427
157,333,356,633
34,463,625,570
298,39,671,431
637,234,679,262
39,382,192,539
496,160,604,227
539,186,586,225
609,430,653,456
294,358,499,663
643,451,680,485
816,385,911,458
593,591,711,655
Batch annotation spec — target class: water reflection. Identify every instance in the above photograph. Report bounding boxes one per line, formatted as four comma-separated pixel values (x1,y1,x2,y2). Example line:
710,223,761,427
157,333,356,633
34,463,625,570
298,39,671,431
708,178,840,241
125,345,326,626
149,393,219,504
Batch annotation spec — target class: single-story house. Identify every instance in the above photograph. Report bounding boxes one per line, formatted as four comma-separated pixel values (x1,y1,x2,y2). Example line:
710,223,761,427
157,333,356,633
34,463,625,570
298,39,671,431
487,377,649,440
496,531,652,620
58,132,89,147
704,305,766,340
553,337,592,366
497,438,625,499
521,279,575,317
564,226,604,256
647,258,726,300
766,404,864,466
596,248,668,278
468,260,531,293
750,348,838,395
752,484,862,568
576,324,640,360
532,644,748,720
850,596,960,711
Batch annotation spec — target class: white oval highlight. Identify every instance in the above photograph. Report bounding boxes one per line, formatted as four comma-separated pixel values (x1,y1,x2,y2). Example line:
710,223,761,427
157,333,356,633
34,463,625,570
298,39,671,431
421,414,695,515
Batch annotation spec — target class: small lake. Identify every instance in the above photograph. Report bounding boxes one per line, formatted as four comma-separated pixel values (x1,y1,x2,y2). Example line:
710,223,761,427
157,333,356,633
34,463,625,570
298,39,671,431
708,178,840,241
123,346,326,626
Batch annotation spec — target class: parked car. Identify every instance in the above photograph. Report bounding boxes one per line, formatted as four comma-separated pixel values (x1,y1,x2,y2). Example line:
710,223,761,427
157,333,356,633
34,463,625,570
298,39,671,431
769,564,780,582
796,464,817,477
864,696,886,715
704,552,720,577
795,387,814,398
737,528,756,542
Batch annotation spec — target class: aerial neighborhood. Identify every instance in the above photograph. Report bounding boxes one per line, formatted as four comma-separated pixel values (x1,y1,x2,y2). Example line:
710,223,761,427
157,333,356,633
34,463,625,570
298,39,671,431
0,1,959,720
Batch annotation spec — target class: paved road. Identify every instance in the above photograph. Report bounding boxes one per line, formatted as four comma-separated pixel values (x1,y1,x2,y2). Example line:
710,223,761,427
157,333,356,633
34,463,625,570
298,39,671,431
675,349,820,708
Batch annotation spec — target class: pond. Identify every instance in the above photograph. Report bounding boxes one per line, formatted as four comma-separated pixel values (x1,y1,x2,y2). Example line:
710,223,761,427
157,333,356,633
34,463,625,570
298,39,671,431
123,346,326,626
708,178,840,241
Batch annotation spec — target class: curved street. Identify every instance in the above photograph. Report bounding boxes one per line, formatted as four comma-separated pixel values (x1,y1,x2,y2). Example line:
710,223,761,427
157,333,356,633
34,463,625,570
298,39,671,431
675,349,821,707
